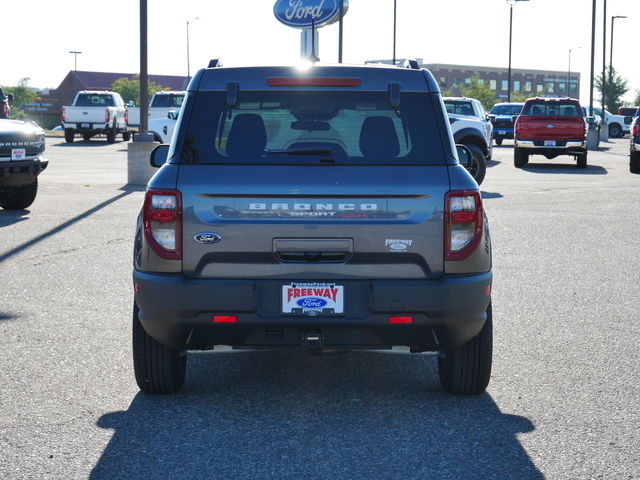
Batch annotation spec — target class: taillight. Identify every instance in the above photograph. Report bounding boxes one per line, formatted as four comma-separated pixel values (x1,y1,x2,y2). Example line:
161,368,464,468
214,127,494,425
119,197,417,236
124,108,129,124
105,109,110,122
60,108,65,122
633,123,639,137
445,191,483,261
143,189,182,260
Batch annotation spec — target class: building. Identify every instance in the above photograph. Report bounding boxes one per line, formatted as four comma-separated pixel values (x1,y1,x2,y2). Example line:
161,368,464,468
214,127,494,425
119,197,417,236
424,63,580,101
23,70,189,129
366,59,580,102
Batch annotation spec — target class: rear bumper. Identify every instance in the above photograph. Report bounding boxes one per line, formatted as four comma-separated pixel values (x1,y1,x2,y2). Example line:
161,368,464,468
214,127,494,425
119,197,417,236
133,270,492,352
0,159,48,187
515,139,586,155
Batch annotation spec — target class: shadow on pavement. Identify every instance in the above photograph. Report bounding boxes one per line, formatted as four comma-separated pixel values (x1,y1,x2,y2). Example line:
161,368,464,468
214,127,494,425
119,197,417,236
93,351,543,479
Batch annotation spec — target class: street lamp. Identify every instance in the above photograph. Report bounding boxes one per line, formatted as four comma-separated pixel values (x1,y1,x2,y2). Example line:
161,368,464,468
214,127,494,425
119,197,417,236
506,0,529,103
187,17,199,81
608,15,626,111
69,51,82,71
567,46,581,96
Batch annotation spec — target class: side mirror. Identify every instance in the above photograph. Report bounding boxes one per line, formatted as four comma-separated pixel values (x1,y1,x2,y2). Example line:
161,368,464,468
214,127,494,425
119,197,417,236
455,144,472,168
7,93,14,102
586,116,596,125
512,114,519,123
624,116,633,125
150,144,170,168
168,110,179,120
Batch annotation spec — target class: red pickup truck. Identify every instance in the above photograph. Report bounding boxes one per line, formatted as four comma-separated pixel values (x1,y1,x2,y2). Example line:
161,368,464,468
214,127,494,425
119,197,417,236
514,97,587,168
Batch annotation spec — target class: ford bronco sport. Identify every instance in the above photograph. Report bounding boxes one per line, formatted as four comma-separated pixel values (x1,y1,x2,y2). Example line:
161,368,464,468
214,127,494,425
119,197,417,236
132,61,493,396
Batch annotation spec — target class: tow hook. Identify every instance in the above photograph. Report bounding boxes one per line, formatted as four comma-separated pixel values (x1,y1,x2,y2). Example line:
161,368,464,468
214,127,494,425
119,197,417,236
304,332,322,349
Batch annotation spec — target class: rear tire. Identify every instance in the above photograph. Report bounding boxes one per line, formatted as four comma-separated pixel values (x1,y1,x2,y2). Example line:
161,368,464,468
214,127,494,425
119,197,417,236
463,143,487,185
64,128,75,143
514,147,528,168
630,152,640,173
576,152,587,168
0,178,38,210
132,302,186,394
106,121,117,143
495,138,503,146
123,132,131,141
438,302,493,395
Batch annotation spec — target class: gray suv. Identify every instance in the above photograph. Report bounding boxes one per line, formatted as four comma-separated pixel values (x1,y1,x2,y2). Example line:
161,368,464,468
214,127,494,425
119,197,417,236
133,62,493,396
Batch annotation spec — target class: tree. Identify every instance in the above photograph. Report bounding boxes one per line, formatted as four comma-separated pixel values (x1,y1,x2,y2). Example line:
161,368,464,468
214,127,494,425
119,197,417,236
595,66,629,113
443,75,496,111
6,77,39,120
633,88,640,107
111,74,164,106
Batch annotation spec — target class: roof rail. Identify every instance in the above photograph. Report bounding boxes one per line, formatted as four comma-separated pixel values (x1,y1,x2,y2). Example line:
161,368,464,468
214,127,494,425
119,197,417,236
403,59,420,69
208,59,224,68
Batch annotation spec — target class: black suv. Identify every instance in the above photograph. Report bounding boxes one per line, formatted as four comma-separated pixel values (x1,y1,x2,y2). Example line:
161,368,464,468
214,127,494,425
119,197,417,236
133,62,493,396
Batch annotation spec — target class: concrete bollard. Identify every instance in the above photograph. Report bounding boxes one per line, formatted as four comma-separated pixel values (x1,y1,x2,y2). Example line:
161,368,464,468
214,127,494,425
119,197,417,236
587,125,599,151
127,136,158,186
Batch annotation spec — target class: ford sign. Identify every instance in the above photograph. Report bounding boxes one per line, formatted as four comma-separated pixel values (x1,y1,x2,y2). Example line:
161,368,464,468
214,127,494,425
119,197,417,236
296,298,328,308
194,233,222,244
273,0,348,29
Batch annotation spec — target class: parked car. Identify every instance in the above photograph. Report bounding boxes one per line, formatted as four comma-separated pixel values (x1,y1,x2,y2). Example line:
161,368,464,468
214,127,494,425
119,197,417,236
147,110,178,144
132,61,493,396
589,106,631,138
629,114,640,173
61,91,129,143
0,87,13,119
443,97,493,185
617,107,638,117
0,119,48,209
125,91,186,133
487,102,524,145
514,97,587,168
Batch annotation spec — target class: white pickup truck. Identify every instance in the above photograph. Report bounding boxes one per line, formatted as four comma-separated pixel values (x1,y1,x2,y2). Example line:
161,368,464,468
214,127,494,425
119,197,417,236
61,91,129,143
125,91,185,133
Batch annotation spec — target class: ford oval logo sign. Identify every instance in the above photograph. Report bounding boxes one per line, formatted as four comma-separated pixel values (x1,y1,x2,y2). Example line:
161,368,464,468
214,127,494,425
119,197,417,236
296,298,328,308
273,0,345,29
194,233,222,244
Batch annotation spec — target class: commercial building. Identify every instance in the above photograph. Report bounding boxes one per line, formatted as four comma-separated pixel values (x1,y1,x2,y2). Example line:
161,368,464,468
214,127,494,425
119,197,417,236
366,60,581,101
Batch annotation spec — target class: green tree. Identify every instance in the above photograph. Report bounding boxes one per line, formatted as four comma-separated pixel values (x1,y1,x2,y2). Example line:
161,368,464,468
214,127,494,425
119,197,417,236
6,77,39,119
595,66,629,113
633,88,640,107
111,74,164,106
443,75,497,111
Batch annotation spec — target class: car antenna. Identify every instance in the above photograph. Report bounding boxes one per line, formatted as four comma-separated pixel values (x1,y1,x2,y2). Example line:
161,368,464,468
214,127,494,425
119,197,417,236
307,18,320,64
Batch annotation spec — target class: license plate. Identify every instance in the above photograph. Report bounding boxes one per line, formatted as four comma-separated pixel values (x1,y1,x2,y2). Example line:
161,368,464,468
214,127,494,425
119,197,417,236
282,283,344,315
81,123,90,129
498,130,506,135
11,148,26,161
544,140,556,146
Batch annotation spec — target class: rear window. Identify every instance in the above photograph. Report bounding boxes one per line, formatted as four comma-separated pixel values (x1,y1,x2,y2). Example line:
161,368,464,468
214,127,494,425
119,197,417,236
177,91,446,165
443,100,475,116
75,94,115,107
522,101,581,117
490,104,523,115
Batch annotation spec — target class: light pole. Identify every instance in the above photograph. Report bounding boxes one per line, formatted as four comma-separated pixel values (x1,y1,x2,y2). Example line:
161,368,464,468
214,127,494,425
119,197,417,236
608,15,626,112
187,17,199,82
69,51,82,72
392,0,397,66
506,0,529,103
567,46,581,96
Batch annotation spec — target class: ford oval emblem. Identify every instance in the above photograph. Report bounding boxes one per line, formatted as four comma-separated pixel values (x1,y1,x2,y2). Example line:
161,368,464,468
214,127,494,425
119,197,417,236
296,298,328,308
194,233,222,244
546,124,555,128
273,0,345,29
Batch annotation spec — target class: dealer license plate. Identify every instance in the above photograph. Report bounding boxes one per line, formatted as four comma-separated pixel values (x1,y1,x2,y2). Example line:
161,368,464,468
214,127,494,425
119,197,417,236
498,130,506,135
544,140,556,146
81,123,90,129
11,148,26,161
282,283,344,315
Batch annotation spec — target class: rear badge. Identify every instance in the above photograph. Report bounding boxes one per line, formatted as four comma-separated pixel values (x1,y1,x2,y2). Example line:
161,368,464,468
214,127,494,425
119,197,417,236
385,239,412,252
194,233,222,244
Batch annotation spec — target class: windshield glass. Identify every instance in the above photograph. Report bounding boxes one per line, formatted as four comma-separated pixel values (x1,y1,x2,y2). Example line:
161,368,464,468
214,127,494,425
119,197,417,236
490,104,523,115
177,91,446,165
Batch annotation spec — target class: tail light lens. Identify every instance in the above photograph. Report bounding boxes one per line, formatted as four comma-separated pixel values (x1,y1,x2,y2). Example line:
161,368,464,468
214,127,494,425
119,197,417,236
633,122,639,137
124,108,129,124
143,189,182,260
105,109,110,122
445,191,483,261
61,108,65,122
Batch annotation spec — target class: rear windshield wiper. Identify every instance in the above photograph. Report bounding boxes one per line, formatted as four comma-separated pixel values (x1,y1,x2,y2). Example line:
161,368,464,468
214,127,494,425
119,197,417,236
268,148,333,156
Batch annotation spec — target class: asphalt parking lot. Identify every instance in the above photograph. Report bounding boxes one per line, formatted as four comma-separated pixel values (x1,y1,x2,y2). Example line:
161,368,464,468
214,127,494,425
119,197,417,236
1,135,639,479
